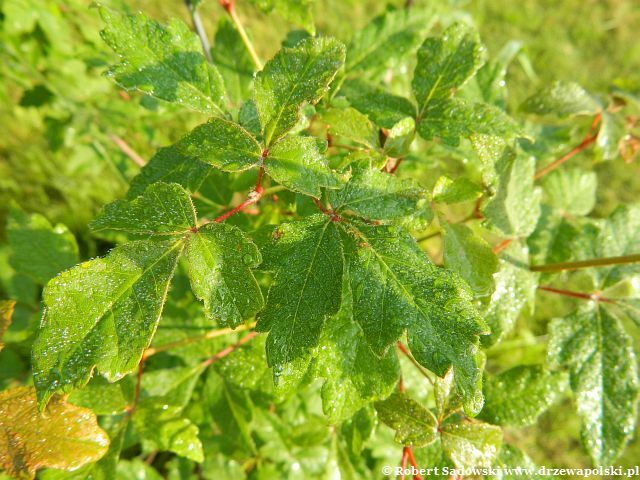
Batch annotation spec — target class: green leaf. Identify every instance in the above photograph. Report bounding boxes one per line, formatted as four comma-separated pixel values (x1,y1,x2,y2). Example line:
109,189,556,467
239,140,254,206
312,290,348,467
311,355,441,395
7,207,79,285
575,204,640,289
488,444,555,479
32,238,184,407
541,168,597,216
321,107,378,148
185,223,264,327
341,79,416,129
249,0,316,34
176,118,262,172
68,377,129,415
521,81,599,117
99,8,225,115
483,241,538,345
265,135,342,197
212,17,254,106
596,111,625,161
346,7,436,76
127,146,212,198
316,272,399,423
0,386,109,479
483,150,541,238
91,183,197,235
0,301,15,352
417,98,522,146
413,23,484,117
432,176,482,204
133,401,204,462
440,421,502,469
330,166,428,221
480,365,567,427
475,40,522,107
527,206,580,267
340,223,488,413
547,305,638,465
383,117,416,157
375,392,438,447
442,222,498,296
255,37,345,146
116,460,163,480
256,215,343,366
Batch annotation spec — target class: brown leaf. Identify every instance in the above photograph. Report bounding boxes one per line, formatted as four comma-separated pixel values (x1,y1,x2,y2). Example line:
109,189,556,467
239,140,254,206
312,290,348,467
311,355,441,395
0,386,109,478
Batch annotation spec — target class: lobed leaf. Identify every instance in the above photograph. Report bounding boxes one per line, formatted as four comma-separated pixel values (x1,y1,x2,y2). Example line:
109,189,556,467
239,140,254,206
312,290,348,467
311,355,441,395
32,238,184,407
133,401,204,462
521,81,599,117
341,79,416,129
7,207,79,285
340,223,488,413
185,223,264,327
483,149,541,238
346,7,436,77
176,118,263,172
0,386,109,478
316,273,399,423
256,215,344,366
265,135,342,196
375,392,438,447
91,182,197,235
480,365,567,427
547,305,638,465
442,222,498,297
255,37,345,145
440,421,502,469
100,8,225,115
330,166,428,221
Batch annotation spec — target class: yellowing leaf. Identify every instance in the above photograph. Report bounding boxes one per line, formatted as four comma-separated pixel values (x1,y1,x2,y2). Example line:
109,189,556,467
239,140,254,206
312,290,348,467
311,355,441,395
0,300,15,352
0,386,109,479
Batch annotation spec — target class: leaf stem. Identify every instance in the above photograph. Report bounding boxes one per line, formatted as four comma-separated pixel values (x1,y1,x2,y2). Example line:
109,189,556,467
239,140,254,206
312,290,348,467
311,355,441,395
125,359,145,416
186,0,213,63
210,166,265,223
200,331,258,367
219,0,263,70
530,253,640,272
533,113,601,180
538,285,616,303
397,341,434,385
143,321,256,359
109,133,146,167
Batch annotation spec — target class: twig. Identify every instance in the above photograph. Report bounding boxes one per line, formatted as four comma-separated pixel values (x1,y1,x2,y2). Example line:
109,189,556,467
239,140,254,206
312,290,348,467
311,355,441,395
186,0,213,62
538,285,616,303
143,321,256,359
530,253,640,272
492,239,512,254
125,360,145,416
397,341,434,385
200,331,258,367
219,0,262,70
534,113,601,180
209,166,265,224
109,134,146,167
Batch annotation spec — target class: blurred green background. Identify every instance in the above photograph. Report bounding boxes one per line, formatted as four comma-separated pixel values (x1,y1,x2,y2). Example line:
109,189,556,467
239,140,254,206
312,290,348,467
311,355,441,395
1,0,639,476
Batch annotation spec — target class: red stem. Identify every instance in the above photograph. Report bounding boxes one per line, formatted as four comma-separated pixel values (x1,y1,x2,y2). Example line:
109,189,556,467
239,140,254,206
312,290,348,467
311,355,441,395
387,157,404,174
212,166,265,223
406,447,423,480
126,359,145,416
201,331,257,367
400,447,409,480
492,239,512,254
534,113,601,180
538,285,616,304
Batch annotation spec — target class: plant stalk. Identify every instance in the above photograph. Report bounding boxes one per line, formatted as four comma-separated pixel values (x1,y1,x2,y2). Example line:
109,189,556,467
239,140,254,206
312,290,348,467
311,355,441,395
530,253,640,272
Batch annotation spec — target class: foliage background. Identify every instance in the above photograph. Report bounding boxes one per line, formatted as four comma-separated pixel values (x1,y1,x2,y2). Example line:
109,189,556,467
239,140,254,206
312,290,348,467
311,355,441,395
1,0,639,477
